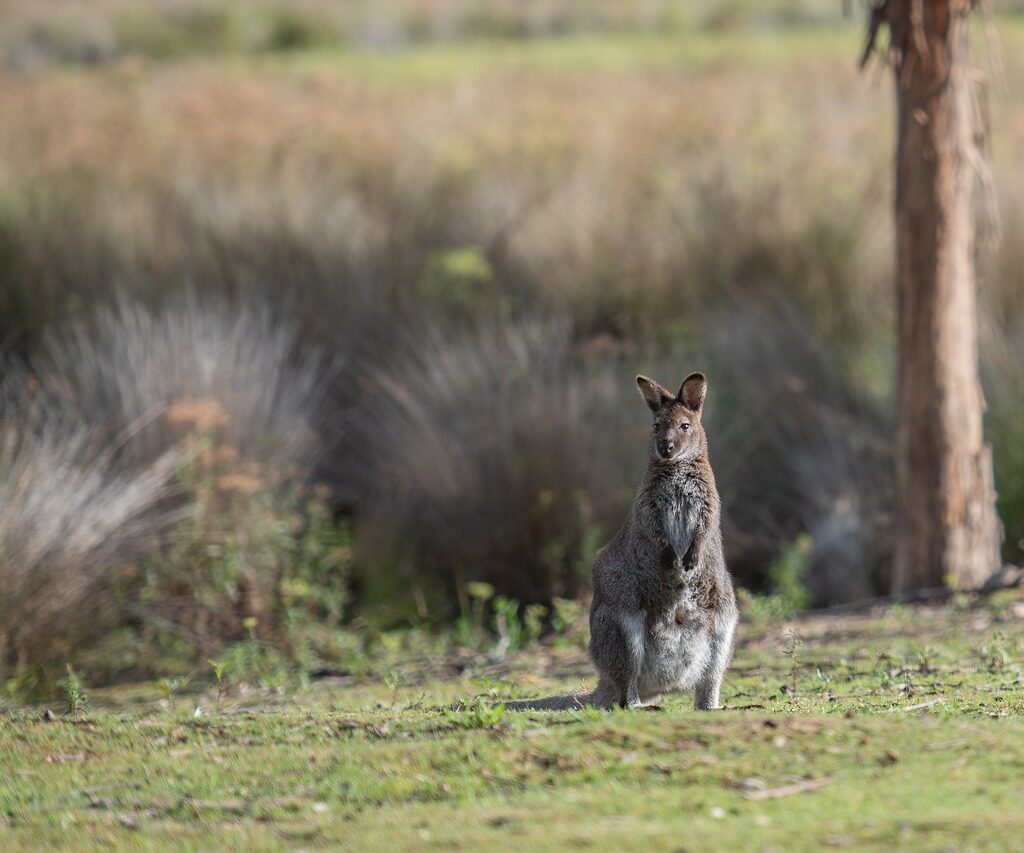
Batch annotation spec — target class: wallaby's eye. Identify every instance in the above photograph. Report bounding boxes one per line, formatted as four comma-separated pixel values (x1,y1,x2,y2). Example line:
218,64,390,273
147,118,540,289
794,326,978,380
681,423,690,432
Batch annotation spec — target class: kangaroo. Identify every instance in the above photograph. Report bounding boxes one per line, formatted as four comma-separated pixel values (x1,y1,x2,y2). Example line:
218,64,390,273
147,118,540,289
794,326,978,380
507,371,738,712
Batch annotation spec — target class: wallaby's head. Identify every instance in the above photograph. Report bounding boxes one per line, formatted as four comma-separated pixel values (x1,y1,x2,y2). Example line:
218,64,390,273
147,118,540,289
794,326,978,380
636,372,707,463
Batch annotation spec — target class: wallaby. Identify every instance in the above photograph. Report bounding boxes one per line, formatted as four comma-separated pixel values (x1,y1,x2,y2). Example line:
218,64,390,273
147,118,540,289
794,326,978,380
507,371,738,711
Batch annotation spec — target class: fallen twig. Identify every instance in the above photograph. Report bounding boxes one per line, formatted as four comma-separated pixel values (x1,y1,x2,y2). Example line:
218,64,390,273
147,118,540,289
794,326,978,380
741,777,830,801
888,697,947,713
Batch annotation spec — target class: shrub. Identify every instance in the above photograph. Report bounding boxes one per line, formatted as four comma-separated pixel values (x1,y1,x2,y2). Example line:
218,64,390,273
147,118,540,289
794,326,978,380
0,380,178,681
137,421,351,662
349,319,631,616
702,297,893,604
28,293,332,474
981,309,1024,565
1,292,344,682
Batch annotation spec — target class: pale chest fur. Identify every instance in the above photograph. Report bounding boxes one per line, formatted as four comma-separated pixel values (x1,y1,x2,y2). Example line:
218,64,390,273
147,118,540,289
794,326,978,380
639,462,709,566
656,476,705,543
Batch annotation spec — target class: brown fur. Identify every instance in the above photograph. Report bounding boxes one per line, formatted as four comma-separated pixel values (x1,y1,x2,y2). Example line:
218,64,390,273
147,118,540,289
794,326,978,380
509,372,738,712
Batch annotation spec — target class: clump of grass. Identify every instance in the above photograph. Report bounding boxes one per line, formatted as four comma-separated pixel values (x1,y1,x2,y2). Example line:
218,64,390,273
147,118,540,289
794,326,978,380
742,534,813,622
1,292,347,684
155,673,194,709
29,293,333,474
703,298,893,600
0,379,178,683
445,697,507,730
138,418,351,665
56,665,90,716
781,629,803,695
349,319,629,613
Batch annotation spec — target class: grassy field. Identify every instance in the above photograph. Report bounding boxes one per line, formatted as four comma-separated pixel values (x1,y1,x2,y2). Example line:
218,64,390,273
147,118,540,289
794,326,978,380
3,591,1023,850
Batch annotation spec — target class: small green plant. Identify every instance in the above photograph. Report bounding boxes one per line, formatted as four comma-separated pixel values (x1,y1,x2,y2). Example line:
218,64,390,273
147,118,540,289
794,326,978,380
766,535,812,616
737,537,812,627
139,437,350,676
551,597,583,634
570,704,608,723
1,667,49,706
782,629,803,695
445,697,506,730
417,246,495,320
56,664,89,716
456,581,495,649
383,668,410,706
522,603,548,646
208,658,228,707
220,633,290,691
978,632,1015,673
912,646,941,675
875,653,896,690
492,596,547,654
156,673,194,708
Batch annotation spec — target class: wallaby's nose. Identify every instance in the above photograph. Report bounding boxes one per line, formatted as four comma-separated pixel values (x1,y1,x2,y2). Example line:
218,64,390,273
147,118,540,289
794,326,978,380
658,439,675,458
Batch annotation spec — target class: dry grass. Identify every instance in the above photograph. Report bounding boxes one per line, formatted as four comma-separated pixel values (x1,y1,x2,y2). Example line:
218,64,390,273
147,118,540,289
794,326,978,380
0,32,895,347
1,8,1023,663
0,386,179,674
0,0,850,69
348,320,635,611
28,294,332,473
0,294,338,678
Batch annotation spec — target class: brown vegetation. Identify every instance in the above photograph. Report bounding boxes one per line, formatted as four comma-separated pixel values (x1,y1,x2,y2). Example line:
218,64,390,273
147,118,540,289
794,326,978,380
1,5,1024,681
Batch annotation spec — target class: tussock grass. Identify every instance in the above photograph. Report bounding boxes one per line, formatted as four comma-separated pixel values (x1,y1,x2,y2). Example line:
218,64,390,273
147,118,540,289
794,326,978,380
0,391,179,675
0,294,340,680
1,8,1023,675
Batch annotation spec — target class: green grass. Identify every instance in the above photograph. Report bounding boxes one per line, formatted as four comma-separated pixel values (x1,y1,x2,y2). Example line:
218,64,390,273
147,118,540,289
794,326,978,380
3,591,1023,850
250,26,864,81
60,14,1020,87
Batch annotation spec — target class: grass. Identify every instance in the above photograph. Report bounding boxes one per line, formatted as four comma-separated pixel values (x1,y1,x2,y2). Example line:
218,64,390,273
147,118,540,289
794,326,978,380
3,591,1023,850
245,25,867,82
25,14,1024,85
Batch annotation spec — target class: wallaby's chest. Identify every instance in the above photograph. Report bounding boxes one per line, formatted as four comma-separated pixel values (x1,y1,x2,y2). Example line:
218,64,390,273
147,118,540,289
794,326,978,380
652,475,705,524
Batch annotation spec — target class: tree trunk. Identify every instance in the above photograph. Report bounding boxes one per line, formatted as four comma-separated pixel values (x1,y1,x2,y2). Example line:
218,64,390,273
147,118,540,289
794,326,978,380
883,0,1001,591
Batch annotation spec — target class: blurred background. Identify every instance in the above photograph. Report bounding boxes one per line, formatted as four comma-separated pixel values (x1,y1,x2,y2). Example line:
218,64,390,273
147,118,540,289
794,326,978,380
1,0,1022,691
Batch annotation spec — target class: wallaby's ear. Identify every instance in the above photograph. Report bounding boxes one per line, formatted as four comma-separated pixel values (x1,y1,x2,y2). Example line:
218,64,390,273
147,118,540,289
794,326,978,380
679,372,707,414
636,375,674,412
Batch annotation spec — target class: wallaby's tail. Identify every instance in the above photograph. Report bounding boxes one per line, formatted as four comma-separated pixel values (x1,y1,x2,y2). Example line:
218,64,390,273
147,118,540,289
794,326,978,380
503,693,594,711
503,690,612,711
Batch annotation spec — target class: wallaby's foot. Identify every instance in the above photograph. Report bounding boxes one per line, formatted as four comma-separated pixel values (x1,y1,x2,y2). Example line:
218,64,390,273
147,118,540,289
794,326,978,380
590,683,619,710
621,688,642,709
618,690,665,710
694,683,722,710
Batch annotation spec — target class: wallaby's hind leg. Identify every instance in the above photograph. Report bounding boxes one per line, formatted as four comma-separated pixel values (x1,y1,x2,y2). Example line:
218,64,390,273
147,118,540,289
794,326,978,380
590,606,645,708
694,618,737,711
